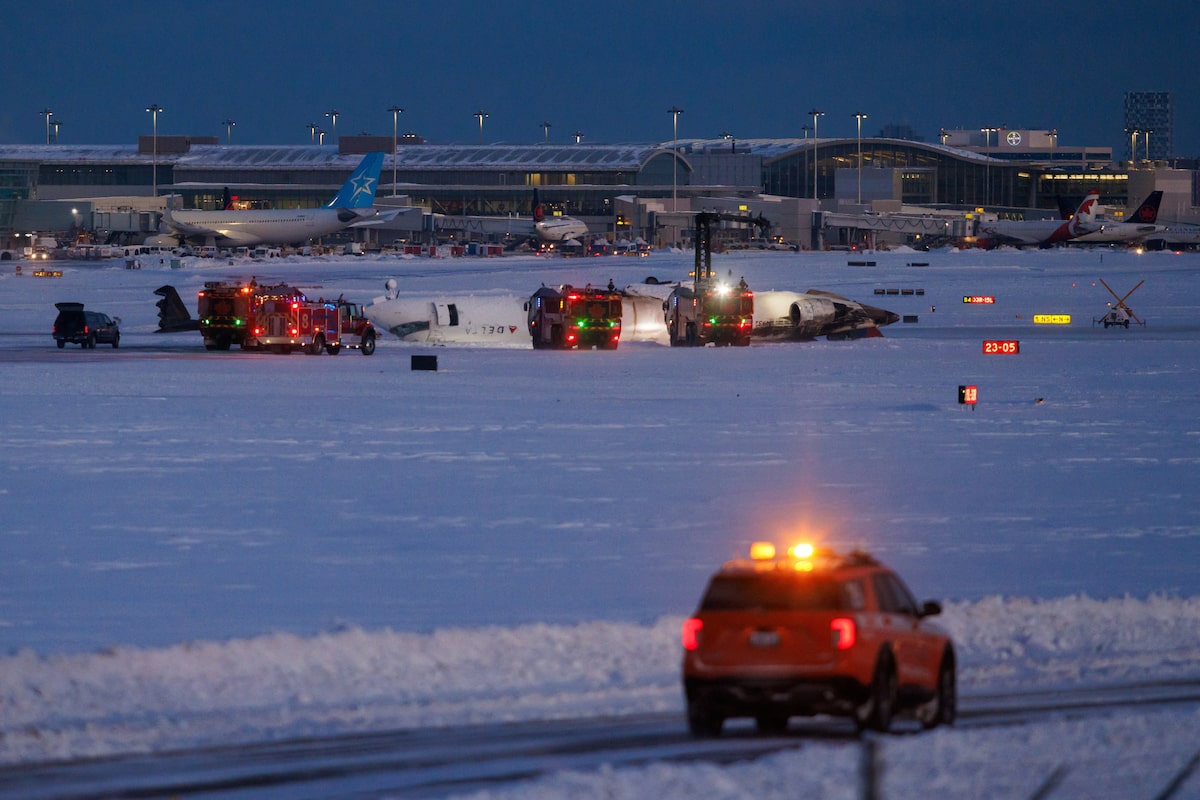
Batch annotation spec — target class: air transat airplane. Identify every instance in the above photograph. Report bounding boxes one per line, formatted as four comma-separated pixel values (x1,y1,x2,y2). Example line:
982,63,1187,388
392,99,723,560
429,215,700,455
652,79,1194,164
362,279,898,346
976,190,1100,247
162,152,399,247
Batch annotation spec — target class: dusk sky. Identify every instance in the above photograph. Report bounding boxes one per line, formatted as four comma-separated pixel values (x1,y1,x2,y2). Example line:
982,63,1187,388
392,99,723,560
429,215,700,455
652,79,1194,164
5,1,1198,156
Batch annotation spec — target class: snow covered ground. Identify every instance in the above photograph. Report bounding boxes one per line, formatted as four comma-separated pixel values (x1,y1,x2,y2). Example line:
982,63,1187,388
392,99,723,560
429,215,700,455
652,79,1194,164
2,246,1199,797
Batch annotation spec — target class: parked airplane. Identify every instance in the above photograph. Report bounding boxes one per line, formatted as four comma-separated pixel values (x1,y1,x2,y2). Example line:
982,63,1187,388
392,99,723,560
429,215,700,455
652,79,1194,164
430,189,589,246
976,190,1100,247
362,278,898,346
161,153,398,247
531,189,589,243
1059,191,1165,244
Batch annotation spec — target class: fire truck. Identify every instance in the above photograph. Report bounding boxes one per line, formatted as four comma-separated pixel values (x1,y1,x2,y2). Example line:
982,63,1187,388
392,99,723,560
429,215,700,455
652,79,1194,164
247,290,377,355
664,213,754,346
196,280,267,351
526,283,623,349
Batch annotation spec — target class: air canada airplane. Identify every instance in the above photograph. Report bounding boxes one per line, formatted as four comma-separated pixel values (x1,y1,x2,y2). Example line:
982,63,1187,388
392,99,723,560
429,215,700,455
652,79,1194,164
976,190,1100,247
362,278,898,346
161,152,398,247
1062,191,1165,244
430,189,589,245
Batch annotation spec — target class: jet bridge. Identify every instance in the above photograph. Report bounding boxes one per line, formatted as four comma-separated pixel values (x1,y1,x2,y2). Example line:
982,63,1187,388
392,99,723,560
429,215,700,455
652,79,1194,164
813,210,973,249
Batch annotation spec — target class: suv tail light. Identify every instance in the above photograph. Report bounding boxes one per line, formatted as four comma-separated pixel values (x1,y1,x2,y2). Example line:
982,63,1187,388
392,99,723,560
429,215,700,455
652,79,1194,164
831,617,856,650
681,618,703,651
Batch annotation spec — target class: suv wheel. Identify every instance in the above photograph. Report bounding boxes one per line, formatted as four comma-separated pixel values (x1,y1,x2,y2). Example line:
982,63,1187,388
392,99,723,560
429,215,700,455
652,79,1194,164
856,650,897,733
921,651,957,729
112,332,120,349
686,699,723,738
755,713,789,735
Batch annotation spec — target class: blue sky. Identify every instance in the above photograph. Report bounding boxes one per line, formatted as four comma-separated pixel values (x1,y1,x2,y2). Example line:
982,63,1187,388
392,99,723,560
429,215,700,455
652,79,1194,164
4,1,1198,156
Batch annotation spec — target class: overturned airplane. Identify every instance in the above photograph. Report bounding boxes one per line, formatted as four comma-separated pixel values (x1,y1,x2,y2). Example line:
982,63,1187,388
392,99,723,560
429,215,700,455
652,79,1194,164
363,277,898,347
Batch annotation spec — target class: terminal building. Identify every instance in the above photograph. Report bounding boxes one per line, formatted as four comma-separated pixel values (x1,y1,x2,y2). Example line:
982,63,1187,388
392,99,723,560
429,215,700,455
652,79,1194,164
2,129,1197,252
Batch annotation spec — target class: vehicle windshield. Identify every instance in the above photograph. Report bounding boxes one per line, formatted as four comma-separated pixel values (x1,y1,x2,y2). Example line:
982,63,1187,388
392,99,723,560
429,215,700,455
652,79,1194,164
568,299,621,318
705,294,752,315
700,574,849,611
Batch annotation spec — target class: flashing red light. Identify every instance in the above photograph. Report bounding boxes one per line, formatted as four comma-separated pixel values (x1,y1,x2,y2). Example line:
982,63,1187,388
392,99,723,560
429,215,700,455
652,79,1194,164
682,618,703,651
291,302,299,310
831,617,856,650
289,328,298,336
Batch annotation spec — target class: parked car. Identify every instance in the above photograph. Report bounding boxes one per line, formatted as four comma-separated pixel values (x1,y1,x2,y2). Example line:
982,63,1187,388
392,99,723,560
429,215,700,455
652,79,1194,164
53,302,120,349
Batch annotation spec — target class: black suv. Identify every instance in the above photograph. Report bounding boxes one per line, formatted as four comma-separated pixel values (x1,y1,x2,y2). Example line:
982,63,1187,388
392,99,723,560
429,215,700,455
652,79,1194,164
53,302,121,349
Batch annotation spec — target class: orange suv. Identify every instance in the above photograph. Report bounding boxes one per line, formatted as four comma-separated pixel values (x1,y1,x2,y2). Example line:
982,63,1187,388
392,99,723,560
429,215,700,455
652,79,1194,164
681,543,955,736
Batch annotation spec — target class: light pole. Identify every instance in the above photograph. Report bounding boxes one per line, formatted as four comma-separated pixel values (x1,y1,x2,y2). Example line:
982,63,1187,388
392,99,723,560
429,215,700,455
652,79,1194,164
50,120,62,144
1049,128,1057,164
1144,128,1153,162
808,108,823,201
221,118,236,145
324,109,339,142
668,106,683,210
1126,128,1139,165
307,123,319,144
980,127,998,205
473,110,488,144
39,108,53,145
574,130,584,144
541,121,552,142
146,104,163,196
388,105,404,196
853,111,868,204
318,128,327,146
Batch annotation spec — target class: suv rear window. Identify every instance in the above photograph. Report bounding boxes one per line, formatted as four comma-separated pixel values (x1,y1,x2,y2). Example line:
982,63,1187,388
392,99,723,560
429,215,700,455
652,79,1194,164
700,574,858,611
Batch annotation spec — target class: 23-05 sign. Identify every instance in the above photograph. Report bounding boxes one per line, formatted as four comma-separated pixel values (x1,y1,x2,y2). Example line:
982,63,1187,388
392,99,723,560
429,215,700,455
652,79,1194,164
982,340,1020,354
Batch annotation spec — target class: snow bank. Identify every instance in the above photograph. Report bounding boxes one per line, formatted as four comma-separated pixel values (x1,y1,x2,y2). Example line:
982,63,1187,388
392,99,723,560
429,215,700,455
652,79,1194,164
4,596,1200,765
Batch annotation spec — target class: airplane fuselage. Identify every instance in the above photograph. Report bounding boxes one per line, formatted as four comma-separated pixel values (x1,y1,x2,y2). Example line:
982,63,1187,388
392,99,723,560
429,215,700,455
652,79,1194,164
534,216,589,243
364,285,898,347
164,207,376,247
1071,222,1165,243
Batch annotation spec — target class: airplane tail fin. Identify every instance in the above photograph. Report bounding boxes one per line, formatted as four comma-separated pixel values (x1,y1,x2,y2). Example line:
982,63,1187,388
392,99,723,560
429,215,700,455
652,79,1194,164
1130,190,1163,224
325,152,384,209
222,188,234,211
154,285,199,332
532,188,544,223
1067,189,1101,236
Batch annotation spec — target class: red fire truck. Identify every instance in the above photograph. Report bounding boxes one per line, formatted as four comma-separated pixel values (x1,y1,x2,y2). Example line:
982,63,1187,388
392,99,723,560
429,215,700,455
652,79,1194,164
526,283,623,349
196,280,271,351
197,281,375,355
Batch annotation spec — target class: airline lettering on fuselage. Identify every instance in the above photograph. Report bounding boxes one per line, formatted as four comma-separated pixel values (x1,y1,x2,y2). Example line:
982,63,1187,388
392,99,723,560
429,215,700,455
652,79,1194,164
465,325,521,336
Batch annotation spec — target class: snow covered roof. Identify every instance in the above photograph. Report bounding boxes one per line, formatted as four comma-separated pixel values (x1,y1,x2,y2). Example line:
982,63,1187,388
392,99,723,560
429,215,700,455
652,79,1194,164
386,143,671,171
0,143,674,171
